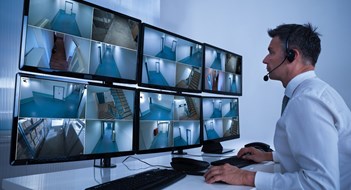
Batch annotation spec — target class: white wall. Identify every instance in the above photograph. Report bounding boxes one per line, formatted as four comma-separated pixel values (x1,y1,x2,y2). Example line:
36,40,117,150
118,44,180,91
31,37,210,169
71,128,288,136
160,0,351,146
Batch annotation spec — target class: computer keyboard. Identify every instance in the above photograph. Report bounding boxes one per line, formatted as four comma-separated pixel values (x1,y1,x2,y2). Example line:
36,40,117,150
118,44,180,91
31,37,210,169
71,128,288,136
210,156,256,168
85,168,186,190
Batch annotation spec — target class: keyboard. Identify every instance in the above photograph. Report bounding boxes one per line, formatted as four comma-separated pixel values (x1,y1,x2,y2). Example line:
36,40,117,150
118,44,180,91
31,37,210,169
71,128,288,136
210,156,256,168
85,168,186,190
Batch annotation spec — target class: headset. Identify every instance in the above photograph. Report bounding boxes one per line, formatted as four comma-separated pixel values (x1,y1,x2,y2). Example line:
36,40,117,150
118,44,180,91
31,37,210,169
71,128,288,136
285,28,296,62
263,26,296,81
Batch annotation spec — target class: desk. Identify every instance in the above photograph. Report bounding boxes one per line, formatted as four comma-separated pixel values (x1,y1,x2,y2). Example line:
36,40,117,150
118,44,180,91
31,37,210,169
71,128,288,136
2,149,280,190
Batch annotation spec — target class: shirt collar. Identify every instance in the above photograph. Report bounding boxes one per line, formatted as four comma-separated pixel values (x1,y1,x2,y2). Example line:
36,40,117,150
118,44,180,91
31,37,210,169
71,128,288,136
285,70,316,98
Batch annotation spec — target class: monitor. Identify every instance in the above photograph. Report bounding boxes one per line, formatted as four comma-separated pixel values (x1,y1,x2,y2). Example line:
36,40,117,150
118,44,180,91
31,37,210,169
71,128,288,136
138,23,203,93
19,0,141,84
203,43,242,96
201,96,240,154
136,89,203,155
10,73,136,167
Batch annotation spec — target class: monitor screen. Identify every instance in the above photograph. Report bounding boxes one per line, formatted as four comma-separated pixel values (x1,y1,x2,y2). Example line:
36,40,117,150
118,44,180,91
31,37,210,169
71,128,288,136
10,73,136,165
203,43,242,96
19,0,141,84
137,89,203,154
138,23,203,93
202,96,240,142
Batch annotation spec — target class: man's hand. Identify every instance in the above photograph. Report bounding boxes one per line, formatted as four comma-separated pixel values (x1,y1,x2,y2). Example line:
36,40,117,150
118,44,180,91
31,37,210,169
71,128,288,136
237,147,273,162
204,164,256,186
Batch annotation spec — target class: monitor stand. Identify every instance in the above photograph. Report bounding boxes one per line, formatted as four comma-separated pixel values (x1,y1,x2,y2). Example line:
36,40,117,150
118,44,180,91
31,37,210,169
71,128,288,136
94,157,117,168
171,149,187,155
201,140,234,154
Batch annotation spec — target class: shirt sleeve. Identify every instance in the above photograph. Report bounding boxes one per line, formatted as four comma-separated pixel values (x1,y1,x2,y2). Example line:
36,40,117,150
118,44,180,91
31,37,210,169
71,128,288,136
254,172,274,190
258,95,340,189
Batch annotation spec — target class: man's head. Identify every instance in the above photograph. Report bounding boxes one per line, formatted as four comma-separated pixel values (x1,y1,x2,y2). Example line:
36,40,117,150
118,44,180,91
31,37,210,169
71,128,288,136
268,23,321,66
263,23,321,86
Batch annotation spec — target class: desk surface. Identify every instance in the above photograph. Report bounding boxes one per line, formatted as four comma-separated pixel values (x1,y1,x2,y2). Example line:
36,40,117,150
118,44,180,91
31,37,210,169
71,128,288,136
2,148,279,190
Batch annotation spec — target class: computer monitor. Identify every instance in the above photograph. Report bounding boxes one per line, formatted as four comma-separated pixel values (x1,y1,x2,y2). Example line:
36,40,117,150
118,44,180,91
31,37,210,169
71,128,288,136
201,96,240,154
203,43,242,96
10,73,136,167
136,89,203,155
19,0,141,84
138,23,203,93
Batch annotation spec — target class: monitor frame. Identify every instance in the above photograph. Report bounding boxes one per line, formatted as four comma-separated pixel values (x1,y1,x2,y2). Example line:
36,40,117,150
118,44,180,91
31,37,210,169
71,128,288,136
202,43,243,96
135,88,203,155
10,72,138,165
137,23,204,93
19,0,142,85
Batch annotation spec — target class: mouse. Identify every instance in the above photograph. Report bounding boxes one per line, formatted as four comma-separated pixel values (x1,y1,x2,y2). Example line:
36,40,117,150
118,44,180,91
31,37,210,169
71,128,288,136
170,157,210,173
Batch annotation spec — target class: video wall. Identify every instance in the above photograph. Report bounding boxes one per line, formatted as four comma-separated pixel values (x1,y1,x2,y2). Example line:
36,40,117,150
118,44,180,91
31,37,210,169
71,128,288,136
11,0,243,165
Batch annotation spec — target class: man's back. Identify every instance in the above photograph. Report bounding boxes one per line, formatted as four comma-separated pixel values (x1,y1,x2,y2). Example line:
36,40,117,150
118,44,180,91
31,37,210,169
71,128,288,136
287,76,351,189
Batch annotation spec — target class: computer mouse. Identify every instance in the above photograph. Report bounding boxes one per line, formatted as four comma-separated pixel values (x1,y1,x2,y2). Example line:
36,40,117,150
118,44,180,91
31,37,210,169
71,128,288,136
170,157,210,173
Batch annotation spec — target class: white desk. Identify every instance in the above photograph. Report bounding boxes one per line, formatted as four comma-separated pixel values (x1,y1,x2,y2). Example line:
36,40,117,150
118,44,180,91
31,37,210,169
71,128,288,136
2,149,280,190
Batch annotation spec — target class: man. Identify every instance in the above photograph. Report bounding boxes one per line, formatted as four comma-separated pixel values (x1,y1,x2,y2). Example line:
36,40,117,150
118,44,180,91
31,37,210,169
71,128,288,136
204,23,351,189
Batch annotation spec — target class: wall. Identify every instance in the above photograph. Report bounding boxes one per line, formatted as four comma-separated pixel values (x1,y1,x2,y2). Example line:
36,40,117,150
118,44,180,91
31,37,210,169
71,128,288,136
159,0,351,145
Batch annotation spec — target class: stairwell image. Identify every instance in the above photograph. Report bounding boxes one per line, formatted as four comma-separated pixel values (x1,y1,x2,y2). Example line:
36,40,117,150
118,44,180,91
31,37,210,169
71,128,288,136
203,118,239,140
223,117,240,137
86,86,134,120
176,65,202,90
173,96,200,120
84,85,135,154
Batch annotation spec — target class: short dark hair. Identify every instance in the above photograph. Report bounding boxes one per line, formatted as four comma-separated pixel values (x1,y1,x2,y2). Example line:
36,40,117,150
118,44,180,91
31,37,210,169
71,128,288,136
267,23,321,66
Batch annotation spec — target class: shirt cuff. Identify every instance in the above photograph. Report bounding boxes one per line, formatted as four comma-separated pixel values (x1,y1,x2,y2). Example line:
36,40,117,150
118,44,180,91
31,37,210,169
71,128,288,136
272,151,279,162
255,172,274,190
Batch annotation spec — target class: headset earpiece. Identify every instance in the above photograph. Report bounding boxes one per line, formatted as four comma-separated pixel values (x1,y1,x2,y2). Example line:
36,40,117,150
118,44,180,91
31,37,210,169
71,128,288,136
286,49,295,62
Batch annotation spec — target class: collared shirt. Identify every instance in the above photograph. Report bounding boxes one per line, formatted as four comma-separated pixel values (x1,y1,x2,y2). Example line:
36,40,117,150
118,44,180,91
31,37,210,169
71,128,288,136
255,71,351,190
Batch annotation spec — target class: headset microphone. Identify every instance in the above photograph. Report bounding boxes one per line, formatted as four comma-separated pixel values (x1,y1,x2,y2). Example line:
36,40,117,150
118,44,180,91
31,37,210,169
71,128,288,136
263,56,287,81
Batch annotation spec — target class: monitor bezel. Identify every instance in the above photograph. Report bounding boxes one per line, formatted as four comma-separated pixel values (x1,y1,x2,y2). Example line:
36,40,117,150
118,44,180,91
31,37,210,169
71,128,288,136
10,72,137,165
202,43,243,96
137,23,204,94
135,88,203,155
19,0,142,85
202,95,240,143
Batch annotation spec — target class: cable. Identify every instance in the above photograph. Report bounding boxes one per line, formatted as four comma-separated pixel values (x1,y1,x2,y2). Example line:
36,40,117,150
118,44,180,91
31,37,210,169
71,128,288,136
186,153,234,158
122,156,172,171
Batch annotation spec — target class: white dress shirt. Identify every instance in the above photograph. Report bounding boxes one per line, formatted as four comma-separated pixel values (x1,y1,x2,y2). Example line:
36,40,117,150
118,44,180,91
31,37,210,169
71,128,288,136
255,71,351,190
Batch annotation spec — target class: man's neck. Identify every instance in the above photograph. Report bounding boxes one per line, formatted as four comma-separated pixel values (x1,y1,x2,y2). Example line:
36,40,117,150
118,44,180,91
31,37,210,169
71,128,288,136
282,66,314,88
